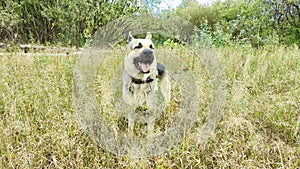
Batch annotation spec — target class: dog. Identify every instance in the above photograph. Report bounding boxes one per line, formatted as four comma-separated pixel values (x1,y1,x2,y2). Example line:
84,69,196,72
122,31,171,137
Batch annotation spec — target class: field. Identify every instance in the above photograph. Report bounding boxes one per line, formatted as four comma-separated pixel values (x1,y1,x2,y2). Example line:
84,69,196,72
0,45,299,168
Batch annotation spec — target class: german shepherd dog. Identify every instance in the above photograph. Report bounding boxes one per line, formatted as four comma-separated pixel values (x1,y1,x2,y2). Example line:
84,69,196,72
122,32,171,137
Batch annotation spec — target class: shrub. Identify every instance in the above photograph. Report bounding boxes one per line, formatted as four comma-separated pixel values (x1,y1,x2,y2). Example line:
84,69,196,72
0,0,141,46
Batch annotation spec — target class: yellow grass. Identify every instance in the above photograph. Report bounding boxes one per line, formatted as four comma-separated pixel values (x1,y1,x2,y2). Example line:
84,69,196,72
0,45,299,168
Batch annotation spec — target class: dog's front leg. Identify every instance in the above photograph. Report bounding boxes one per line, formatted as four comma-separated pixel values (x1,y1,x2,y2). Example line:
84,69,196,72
146,119,155,138
127,110,135,137
146,93,157,138
160,73,171,103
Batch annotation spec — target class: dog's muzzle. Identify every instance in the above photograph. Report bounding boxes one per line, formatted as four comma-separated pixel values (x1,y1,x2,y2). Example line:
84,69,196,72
134,49,154,74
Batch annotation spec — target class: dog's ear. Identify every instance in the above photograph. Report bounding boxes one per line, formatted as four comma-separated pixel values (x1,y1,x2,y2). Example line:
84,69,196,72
127,31,134,44
145,32,152,40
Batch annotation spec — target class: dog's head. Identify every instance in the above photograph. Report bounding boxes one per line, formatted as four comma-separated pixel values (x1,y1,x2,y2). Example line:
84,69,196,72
126,32,156,74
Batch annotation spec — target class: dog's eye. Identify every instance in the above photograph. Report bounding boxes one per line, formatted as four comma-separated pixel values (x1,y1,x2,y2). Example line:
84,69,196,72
149,44,154,49
134,43,143,49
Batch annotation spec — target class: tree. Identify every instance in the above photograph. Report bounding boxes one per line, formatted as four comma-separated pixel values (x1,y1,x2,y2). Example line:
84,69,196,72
0,0,143,46
266,0,300,45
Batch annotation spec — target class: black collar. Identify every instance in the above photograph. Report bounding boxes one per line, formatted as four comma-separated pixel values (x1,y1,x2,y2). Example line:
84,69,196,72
131,76,154,84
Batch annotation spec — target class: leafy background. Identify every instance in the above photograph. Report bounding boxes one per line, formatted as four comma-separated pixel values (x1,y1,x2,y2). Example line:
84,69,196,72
1,0,299,47
0,0,299,168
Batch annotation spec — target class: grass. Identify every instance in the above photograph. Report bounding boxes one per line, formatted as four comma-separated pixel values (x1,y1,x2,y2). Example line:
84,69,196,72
0,45,299,168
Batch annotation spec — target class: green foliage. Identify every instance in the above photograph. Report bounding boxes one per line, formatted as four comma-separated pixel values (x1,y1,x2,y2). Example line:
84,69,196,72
218,0,274,47
216,0,300,47
175,0,231,47
0,1,22,42
176,0,218,29
0,0,142,46
213,23,231,47
266,0,300,45
1,0,299,47
173,0,300,47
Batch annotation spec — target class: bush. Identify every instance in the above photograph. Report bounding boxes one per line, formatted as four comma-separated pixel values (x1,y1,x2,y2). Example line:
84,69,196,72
174,0,300,47
0,0,141,46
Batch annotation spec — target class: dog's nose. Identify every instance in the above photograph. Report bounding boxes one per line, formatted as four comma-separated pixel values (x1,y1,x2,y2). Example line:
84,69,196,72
142,49,153,55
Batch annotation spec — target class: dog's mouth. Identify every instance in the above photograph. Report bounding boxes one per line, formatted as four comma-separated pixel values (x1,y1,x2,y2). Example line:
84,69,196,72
133,49,154,74
138,62,150,73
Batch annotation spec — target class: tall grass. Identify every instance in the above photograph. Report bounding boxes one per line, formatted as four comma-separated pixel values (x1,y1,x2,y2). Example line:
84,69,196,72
0,45,299,168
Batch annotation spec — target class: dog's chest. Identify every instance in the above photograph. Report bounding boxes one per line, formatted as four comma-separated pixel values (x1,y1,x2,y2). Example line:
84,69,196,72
129,75,158,95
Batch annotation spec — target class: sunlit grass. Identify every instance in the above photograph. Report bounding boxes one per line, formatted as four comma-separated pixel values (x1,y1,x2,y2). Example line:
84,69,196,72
0,45,299,168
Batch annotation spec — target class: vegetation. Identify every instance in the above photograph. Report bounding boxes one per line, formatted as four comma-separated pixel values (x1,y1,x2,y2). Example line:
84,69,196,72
177,0,300,47
1,0,299,47
0,45,299,168
0,0,299,168
0,0,141,46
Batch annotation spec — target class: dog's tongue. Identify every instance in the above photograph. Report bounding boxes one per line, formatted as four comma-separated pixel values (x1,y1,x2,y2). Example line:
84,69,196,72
140,63,150,73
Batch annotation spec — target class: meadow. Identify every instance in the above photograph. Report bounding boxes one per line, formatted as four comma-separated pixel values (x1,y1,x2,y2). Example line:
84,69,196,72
0,45,299,168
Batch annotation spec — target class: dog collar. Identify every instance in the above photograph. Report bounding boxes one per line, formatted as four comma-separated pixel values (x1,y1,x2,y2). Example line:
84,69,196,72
131,76,154,84
130,74,162,84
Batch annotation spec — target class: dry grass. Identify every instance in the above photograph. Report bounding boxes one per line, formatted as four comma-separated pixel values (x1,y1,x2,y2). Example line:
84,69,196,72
0,45,299,168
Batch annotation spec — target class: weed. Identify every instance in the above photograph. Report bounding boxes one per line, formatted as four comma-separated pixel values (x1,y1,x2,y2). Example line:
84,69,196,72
0,45,299,168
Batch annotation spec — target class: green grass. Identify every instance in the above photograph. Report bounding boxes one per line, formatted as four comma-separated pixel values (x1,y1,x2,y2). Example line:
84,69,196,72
0,45,299,168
